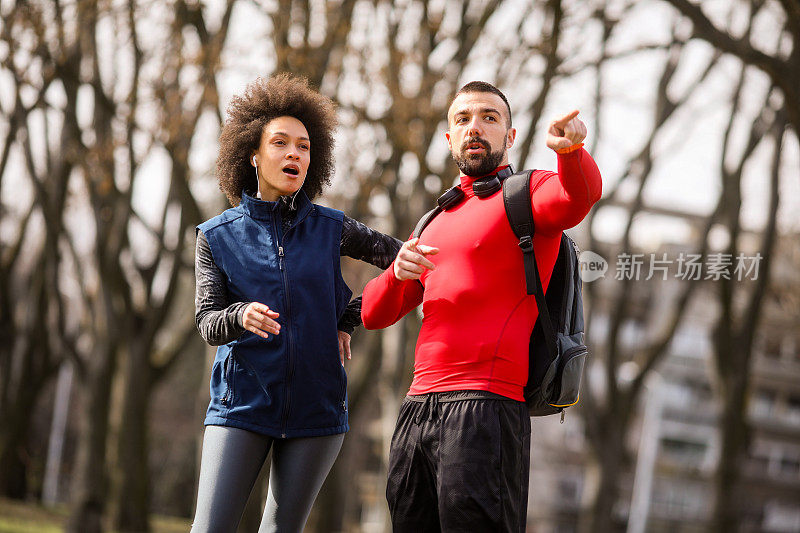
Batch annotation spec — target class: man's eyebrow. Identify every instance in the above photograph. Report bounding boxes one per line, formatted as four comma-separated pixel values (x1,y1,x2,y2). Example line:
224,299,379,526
453,107,501,116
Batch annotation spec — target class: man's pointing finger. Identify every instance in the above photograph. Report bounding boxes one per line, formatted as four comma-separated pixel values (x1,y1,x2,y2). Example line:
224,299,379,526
552,110,580,128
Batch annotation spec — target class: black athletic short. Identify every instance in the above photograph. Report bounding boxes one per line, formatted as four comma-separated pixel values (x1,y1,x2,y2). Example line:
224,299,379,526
386,390,531,533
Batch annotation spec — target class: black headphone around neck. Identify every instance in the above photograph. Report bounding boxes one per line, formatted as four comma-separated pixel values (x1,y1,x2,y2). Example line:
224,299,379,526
436,165,515,210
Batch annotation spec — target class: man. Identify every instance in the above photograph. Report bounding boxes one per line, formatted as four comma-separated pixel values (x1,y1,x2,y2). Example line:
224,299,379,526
361,81,602,532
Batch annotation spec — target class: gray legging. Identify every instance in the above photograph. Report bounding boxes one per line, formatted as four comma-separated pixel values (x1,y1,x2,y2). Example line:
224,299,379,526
191,425,344,533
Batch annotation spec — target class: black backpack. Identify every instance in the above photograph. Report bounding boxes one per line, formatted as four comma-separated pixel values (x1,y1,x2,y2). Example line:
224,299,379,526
412,169,588,419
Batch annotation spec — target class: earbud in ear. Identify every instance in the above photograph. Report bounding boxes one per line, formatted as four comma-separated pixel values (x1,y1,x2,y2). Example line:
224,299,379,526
252,156,257,166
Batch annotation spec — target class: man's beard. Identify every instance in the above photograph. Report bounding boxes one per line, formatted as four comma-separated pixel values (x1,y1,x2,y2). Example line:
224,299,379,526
452,137,505,177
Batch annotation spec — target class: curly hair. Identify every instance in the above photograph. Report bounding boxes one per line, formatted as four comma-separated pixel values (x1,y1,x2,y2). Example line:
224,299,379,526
216,73,337,205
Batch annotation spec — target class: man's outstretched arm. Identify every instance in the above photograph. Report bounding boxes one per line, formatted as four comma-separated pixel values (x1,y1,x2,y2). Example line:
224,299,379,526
530,111,603,235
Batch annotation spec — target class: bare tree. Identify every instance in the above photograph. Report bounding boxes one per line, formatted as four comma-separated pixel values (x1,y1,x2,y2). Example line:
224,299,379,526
708,83,787,532
0,0,234,530
110,1,234,530
658,1,797,530
0,0,79,500
662,0,799,133
557,0,798,530
579,32,722,531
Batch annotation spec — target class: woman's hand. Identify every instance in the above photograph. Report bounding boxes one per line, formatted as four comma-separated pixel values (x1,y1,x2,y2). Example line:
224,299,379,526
242,302,280,339
337,331,351,365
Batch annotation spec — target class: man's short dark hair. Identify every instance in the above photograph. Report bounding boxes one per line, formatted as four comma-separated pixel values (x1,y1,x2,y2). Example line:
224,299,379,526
453,81,512,128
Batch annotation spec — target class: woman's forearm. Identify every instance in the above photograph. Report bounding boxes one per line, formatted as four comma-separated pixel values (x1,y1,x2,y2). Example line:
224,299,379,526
195,231,249,346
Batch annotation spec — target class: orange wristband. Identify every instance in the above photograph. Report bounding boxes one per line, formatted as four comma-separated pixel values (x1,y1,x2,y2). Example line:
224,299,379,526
555,142,584,154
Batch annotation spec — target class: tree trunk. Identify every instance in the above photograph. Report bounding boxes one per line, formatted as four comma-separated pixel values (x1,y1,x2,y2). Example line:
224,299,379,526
0,257,55,498
710,374,749,533
0,435,27,498
113,340,153,532
0,364,34,498
0,340,52,498
67,347,116,533
583,416,626,533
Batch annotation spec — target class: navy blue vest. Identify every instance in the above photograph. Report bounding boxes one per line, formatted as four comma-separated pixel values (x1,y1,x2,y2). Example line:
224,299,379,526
197,191,352,438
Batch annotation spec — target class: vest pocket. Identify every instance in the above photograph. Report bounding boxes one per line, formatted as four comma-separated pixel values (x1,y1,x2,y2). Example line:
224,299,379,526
232,352,274,408
220,354,234,406
339,364,348,412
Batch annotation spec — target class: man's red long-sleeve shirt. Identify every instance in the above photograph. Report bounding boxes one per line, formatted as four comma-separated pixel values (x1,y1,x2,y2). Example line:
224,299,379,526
362,148,602,401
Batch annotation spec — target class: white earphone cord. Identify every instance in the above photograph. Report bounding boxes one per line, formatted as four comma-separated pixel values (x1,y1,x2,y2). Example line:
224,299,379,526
252,157,301,207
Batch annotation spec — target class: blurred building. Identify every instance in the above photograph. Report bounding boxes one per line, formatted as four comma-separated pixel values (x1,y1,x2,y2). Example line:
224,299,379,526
527,231,800,533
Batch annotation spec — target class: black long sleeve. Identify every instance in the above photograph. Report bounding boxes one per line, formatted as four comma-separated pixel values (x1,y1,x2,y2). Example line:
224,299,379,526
195,231,249,346
194,212,403,341
336,216,403,334
340,215,403,269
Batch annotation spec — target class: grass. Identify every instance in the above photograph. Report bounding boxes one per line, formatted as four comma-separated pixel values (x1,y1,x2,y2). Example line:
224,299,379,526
0,498,191,533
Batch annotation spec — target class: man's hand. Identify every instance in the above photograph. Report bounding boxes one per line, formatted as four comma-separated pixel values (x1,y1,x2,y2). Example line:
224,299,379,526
546,110,587,151
393,238,439,281
242,302,280,339
337,331,351,365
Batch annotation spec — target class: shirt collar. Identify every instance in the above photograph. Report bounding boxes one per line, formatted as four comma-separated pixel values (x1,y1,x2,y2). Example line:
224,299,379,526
238,189,312,221
458,164,513,196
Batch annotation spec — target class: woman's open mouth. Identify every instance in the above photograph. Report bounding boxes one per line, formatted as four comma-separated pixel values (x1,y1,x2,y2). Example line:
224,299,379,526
282,164,300,176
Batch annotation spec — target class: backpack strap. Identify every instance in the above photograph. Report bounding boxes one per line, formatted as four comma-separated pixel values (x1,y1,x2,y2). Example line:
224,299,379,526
502,171,536,294
502,170,558,361
411,205,442,239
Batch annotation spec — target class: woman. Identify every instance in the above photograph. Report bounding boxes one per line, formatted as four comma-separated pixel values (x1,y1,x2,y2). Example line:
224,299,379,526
192,74,400,532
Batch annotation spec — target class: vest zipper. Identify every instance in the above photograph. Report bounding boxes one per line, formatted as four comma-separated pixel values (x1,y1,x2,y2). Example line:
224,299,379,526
280,252,293,439
274,205,313,438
